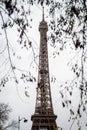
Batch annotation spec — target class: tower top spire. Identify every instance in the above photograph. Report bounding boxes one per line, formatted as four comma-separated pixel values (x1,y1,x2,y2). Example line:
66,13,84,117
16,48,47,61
39,6,48,31
42,6,44,21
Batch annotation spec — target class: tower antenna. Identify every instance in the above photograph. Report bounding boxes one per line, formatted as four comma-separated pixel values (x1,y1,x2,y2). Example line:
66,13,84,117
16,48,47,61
42,6,44,21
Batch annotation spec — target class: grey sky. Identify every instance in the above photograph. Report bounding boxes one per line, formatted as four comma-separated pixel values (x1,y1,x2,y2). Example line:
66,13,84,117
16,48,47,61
0,3,87,130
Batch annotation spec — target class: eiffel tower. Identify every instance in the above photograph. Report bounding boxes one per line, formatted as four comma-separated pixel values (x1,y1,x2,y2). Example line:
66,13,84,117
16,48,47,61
31,7,57,130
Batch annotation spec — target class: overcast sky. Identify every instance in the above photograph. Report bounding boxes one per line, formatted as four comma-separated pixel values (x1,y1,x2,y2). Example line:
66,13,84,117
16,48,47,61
0,3,87,130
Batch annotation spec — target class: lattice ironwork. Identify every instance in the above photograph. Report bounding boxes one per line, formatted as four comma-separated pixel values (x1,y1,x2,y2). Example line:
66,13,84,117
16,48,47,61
31,8,57,130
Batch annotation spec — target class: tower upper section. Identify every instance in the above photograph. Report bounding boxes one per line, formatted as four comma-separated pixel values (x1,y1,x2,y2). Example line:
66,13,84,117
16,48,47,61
39,7,48,32
39,20,48,32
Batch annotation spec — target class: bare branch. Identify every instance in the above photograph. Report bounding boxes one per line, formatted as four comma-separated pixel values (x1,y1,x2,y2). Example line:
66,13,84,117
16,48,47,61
0,11,18,83
3,120,18,130
0,45,7,54
69,114,78,130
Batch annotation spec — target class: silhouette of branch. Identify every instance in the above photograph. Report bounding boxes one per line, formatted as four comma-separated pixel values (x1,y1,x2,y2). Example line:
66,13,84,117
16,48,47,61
0,45,7,54
69,114,78,130
0,5,38,67
0,58,9,69
0,67,11,82
3,120,18,130
0,11,18,83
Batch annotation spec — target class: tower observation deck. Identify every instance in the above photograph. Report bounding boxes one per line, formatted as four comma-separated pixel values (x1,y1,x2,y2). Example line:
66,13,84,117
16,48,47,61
31,7,57,130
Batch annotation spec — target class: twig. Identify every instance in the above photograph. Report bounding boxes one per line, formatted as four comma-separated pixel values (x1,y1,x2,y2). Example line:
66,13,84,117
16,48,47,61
0,45,7,54
0,67,11,81
0,5,37,66
69,114,78,130
0,11,17,82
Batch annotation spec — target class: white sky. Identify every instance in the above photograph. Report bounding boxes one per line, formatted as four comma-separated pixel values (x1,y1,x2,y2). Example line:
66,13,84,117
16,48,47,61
0,4,87,130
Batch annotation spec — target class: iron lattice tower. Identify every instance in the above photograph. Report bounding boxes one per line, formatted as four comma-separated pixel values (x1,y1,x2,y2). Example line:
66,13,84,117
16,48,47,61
31,8,57,130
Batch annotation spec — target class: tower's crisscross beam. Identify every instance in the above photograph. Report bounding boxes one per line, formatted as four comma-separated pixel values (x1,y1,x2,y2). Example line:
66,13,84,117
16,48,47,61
31,8,57,130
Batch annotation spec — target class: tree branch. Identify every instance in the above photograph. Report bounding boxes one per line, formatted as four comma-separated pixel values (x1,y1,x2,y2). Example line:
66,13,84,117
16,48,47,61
0,11,18,83
69,114,78,130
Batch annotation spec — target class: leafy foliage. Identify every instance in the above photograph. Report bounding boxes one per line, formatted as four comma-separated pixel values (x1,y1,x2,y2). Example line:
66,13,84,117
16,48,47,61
0,103,11,125
0,103,18,130
47,1,87,128
0,0,87,129
0,0,37,92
